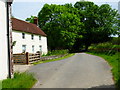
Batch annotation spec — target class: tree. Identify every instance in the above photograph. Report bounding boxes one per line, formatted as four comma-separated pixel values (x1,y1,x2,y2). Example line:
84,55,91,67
36,1,119,51
38,4,83,50
117,15,120,37
25,16,37,23
74,1,118,51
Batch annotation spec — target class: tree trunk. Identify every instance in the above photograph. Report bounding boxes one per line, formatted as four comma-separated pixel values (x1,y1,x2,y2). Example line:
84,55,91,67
85,44,89,51
51,46,55,51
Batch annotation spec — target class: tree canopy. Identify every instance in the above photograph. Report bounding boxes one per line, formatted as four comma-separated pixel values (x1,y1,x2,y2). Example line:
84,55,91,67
35,1,119,51
25,16,37,23
74,1,118,50
38,4,83,50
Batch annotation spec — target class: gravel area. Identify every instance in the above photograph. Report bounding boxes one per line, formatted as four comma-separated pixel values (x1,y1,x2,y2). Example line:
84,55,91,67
14,64,32,72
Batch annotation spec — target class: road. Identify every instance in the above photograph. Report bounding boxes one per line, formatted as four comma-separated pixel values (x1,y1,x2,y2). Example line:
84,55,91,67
28,53,115,88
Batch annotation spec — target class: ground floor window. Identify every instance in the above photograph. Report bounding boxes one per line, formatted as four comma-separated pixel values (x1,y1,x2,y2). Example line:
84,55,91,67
22,45,26,53
39,45,42,52
32,45,34,53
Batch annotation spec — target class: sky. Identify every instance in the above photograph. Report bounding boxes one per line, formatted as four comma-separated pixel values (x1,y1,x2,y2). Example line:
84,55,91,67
12,0,120,20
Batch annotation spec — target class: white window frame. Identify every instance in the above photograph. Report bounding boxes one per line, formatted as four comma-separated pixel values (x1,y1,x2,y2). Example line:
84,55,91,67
22,33,25,39
39,45,42,52
32,45,34,53
39,36,41,40
31,34,34,40
22,45,26,53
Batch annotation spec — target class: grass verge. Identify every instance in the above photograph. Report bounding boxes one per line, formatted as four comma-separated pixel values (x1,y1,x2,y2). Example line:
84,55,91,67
87,52,120,88
33,53,75,65
42,49,68,56
0,80,2,89
2,72,37,88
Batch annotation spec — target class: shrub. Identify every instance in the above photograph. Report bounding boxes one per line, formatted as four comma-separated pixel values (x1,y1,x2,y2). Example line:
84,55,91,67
89,42,120,55
45,49,69,56
110,37,120,45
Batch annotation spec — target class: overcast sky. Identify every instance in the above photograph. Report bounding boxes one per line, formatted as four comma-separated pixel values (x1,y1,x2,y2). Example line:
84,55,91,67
12,0,120,20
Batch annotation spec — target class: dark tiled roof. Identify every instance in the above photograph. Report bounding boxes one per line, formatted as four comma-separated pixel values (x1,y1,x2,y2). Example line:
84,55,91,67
12,18,47,36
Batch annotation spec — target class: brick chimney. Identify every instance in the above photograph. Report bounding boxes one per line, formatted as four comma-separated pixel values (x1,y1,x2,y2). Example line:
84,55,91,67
33,17,38,26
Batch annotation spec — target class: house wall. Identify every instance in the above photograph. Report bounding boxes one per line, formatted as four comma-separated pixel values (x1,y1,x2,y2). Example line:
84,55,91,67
0,1,9,80
12,30,48,54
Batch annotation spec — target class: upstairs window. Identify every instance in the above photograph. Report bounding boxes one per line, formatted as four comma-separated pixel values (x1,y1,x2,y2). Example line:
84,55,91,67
31,34,34,40
22,33,25,39
39,36,41,40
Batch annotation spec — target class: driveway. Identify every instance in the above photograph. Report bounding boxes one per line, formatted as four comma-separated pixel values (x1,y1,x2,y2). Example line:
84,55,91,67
28,53,115,88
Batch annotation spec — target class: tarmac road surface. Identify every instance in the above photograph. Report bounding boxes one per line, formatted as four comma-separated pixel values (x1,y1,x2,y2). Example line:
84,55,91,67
28,53,115,88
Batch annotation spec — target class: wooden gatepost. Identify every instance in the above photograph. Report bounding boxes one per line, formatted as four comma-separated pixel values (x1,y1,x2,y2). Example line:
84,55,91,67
13,52,41,64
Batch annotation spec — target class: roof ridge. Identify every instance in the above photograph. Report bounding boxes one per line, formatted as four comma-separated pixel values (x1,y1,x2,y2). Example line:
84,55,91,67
12,18,32,24
12,18,41,30
12,18,47,36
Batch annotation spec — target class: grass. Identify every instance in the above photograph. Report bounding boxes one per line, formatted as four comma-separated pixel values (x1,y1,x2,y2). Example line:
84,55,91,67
0,80,2,89
2,72,37,88
33,53,75,65
87,52,120,88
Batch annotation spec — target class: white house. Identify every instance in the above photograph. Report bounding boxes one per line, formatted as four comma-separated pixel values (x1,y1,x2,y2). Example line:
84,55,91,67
0,0,13,80
12,18,48,55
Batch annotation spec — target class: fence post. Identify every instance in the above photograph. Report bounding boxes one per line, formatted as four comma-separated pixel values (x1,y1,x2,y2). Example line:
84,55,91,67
26,52,29,64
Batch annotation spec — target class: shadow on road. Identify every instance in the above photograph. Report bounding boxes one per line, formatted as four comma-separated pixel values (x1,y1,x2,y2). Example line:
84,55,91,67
30,84,117,90
84,84,116,90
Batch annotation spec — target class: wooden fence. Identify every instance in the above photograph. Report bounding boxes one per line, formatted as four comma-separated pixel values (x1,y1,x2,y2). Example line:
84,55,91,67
13,52,67,64
13,52,41,64
28,53,41,64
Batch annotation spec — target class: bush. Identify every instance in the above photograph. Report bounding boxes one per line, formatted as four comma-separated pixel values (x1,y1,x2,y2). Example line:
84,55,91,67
89,42,120,55
110,37,120,45
45,49,69,56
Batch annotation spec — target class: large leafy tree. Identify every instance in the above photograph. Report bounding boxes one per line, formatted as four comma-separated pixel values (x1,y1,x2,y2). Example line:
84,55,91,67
25,16,37,23
117,15,120,37
36,1,119,51
74,1,118,51
38,4,83,50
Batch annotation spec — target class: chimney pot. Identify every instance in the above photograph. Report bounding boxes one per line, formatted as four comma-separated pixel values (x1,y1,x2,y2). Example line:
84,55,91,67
33,17,38,26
